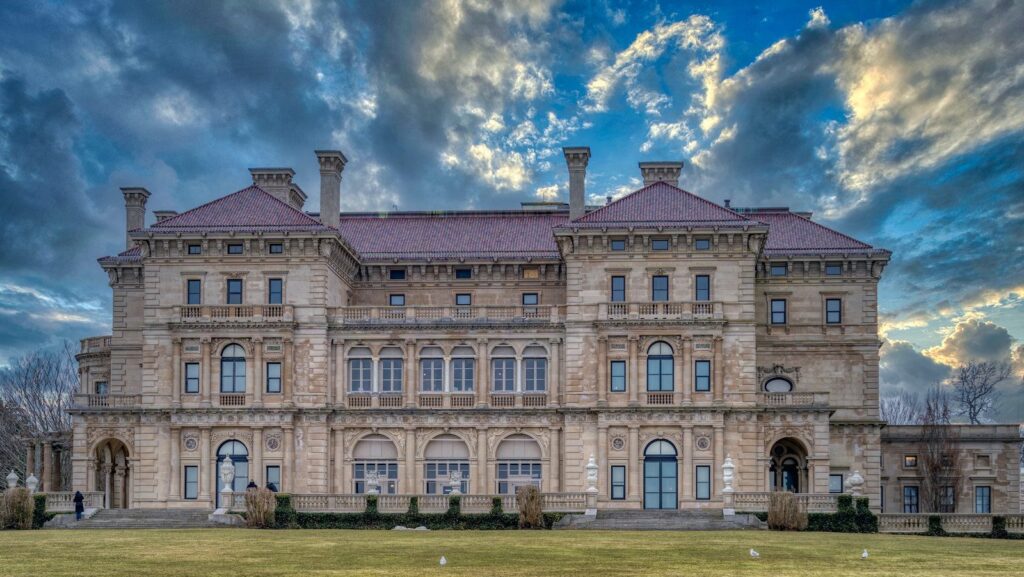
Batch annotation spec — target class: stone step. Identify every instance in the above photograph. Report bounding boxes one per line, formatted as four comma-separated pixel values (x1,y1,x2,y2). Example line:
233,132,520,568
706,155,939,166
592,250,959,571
55,508,234,530
555,511,766,531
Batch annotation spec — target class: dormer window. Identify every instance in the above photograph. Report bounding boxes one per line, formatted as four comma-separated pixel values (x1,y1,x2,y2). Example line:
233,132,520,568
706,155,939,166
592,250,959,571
651,238,670,251
694,238,711,250
227,243,244,255
610,238,626,251
770,263,788,276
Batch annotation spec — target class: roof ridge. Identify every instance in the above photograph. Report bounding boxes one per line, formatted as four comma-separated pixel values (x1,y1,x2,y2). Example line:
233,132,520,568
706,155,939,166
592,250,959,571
573,181,749,224
755,211,873,249
153,185,324,228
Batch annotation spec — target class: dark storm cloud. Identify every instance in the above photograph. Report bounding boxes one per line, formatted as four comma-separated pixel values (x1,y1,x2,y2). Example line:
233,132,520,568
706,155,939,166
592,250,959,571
879,340,951,396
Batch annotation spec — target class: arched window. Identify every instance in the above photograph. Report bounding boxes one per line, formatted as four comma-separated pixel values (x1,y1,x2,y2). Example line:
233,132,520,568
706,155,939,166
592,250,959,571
379,347,403,393
424,434,470,494
523,345,548,392
644,439,677,457
495,434,542,494
451,346,476,392
220,344,246,393
491,345,516,393
764,377,793,393
348,347,372,393
216,440,249,503
646,341,674,392
352,434,398,494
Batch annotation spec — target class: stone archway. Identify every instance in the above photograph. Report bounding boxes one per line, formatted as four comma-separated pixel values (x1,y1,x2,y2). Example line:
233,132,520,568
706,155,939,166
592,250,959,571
94,439,131,509
768,438,808,493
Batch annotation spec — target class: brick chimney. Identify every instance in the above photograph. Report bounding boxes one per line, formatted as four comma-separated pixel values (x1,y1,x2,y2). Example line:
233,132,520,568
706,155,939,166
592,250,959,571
315,150,347,229
121,187,150,250
563,146,591,220
249,168,307,210
639,161,683,187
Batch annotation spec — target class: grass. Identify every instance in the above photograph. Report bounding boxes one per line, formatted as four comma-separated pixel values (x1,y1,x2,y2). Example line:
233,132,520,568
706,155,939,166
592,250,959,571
0,529,1021,577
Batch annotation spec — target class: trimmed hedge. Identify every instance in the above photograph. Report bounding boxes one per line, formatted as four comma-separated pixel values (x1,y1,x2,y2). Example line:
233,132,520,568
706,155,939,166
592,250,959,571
32,494,49,529
743,495,877,534
271,494,563,530
926,515,946,536
991,516,1008,539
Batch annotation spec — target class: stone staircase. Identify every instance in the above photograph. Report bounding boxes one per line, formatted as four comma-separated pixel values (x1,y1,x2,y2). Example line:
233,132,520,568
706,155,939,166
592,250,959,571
61,508,230,529
555,509,766,530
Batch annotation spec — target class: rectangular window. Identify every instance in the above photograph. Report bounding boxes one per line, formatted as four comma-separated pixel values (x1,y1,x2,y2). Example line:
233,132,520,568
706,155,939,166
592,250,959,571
187,244,202,255
95,381,109,395
652,275,669,301
611,466,626,500
183,466,199,499
420,358,444,392
266,362,282,394
522,293,539,306
266,466,281,491
694,360,711,392
455,268,472,279
425,462,471,494
825,262,842,276
389,294,405,307
695,275,710,301
903,486,919,513
610,360,626,392
452,358,475,392
227,243,244,255
354,462,398,494
455,293,472,306
611,276,626,302
492,358,516,392
770,299,787,324
903,455,918,469
826,298,842,324
380,359,403,393
694,238,711,250
524,358,547,392
939,486,956,513
770,263,788,276
268,278,283,305
268,243,283,254
184,363,200,394
651,238,670,251
227,279,243,304
349,359,372,393
975,486,991,513
389,269,406,280
829,474,844,494
610,238,626,251
696,465,711,500
646,355,673,392
187,279,202,305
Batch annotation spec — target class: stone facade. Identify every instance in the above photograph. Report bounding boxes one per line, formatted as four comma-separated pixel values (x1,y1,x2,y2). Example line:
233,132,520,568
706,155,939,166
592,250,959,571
69,147,1018,513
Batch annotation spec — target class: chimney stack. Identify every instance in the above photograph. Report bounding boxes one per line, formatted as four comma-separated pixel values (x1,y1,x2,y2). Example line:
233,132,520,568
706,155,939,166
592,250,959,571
121,187,151,250
639,161,683,187
249,168,307,210
563,146,591,220
315,150,347,229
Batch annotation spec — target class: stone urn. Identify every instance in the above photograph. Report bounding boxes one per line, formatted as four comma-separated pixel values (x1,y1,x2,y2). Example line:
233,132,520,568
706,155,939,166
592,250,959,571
5,469,17,489
721,455,735,493
25,473,38,494
220,455,235,494
845,470,865,496
365,470,381,495
585,454,598,493
448,470,463,495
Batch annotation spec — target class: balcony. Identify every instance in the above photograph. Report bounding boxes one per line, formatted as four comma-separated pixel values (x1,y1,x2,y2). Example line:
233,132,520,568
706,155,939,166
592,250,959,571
344,392,549,409
598,301,723,322
173,304,294,324
73,394,140,409
329,305,564,326
232,492,589,514
218,393,246,407
757,392,829,408
79,336,111,354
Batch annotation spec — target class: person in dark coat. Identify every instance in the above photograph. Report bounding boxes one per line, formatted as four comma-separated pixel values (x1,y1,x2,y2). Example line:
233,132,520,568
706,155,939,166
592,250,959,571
267,482,278,492
73,491,85,521
246,480,258,490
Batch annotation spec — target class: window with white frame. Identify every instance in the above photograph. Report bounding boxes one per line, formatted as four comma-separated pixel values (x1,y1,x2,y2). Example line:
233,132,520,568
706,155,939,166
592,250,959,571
352,434,399,494
523,346,547,392
496,434,542,494
450,346,475,392
348,348,373,393
379,347,403,393
491,346,516,392
420,347,444,392
424,435,470,494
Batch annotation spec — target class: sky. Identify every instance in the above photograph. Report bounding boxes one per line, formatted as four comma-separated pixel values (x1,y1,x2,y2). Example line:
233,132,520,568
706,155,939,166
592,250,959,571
0,0,1020,421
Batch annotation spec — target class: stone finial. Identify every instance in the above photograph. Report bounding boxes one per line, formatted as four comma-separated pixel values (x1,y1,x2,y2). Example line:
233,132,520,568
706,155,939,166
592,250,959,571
219,455,235,494
121,187,151,251
25,473,38,494
585,453,598,493
722,454,735,493
6,469,17,489
315,150,347,229
638,161,683,187
845,470,865,497
563,146,591,221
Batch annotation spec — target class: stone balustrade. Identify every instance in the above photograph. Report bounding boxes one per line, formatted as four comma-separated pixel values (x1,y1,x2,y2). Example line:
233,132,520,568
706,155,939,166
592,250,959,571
44,491,105,512
756,392,829,408
733,492,839,513
73,394,141,409
598,301,723,321
330,305,564,325
232,492,588,514
80,336,111,353
174,304,294,323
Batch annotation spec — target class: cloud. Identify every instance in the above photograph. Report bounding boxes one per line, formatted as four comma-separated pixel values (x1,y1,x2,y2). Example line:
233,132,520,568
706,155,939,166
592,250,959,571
925,318,1017,367
880,339,952,396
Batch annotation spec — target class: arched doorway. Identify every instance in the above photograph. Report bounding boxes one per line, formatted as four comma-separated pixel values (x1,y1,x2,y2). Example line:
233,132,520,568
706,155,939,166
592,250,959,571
216,440,249,507
643,439,677,509
768,438,808,493
424,434,470,494
352,434,399,494
495,434,542,494
94,439,130,509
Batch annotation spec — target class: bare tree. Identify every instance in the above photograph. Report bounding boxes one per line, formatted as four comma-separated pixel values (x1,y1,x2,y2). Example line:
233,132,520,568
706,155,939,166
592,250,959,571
919,386,960,512
950,361,1009,424
881,391,922,425
0,342,79,487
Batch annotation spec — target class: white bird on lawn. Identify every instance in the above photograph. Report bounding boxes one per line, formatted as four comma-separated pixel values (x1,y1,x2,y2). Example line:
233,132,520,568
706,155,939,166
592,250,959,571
861,549,869,560
749,548,760,559
440,555,447,567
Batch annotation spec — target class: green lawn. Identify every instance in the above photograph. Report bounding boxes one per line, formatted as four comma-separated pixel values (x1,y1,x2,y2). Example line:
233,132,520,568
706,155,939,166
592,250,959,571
0,529,1021,577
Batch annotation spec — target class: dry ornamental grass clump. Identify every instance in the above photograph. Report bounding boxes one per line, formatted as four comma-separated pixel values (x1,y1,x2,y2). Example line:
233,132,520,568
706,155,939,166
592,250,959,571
767,491,808,531
244,487,277,529
516,485,544,529
1,487,35,530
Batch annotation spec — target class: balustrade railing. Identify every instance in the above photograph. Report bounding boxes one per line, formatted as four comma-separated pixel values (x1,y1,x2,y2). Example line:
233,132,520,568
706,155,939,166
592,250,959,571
234,493,587,514
44,491,105,512
73,394,141,409
218,393,246,407
645,392,674,406
732,492,838,513
757,392,829,407
330,305,564,325
175,304,293,323
600,301,723,321
876,514,1024,534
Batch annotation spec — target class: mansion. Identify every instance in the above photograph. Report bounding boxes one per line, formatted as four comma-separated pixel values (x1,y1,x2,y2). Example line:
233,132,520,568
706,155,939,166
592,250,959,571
67,147,1021,515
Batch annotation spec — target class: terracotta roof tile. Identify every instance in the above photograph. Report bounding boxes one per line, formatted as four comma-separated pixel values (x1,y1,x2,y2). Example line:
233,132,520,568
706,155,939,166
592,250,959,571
561,181,759,229
745,210,887,256
148,185,331,233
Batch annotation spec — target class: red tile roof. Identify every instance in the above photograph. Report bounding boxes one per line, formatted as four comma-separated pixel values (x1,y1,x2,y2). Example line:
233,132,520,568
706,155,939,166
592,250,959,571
149,185,332,233
743,209,887,256
561,181,760,229
337,212,568,262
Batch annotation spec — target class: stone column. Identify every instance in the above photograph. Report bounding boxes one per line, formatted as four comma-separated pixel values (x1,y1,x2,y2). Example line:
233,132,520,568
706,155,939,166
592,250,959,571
332,428,345,493
169,427,181,499
597,337,608,405
253,337,263,406
476,428,488,494
404,340,416,407
477,339,489,407
627,337,639,406
172,338,182,406
597,426,608,496
283,427,295,492
327,339,335,406
52,446,62,491
338,342,347,407
199,428,211,501
200,338,212,406
405,428,416,494
283,338,294,405
682,426,693,501
713,424,724,499
673,338,684,405
252,428,264,486
713,337,724,403
101,463,112,508
547,428,560,492
25,442,35,480
548,338,560,406
627,426,640,502
41,442,52,493
681,337,692,403
338,429,349,493
113,465,126,508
